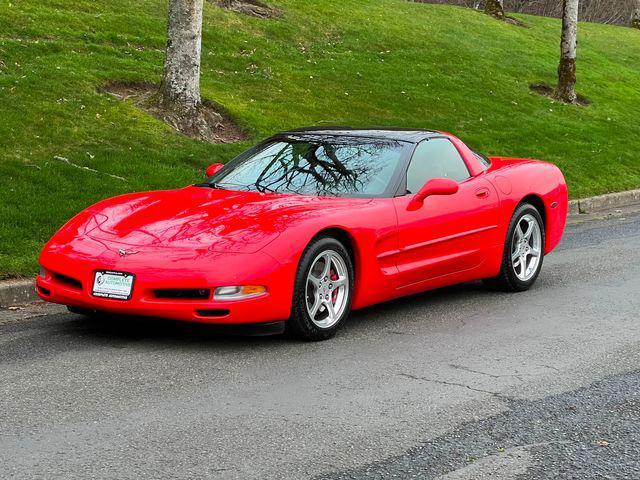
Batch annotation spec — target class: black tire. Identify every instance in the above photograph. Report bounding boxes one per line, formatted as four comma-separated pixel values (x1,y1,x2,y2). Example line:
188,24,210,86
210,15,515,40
287,236,354,341
484,203,545,292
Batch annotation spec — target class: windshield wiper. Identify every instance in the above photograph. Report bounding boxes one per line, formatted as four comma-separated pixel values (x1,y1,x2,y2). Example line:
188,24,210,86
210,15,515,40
193,182,220,188
193,182,254,191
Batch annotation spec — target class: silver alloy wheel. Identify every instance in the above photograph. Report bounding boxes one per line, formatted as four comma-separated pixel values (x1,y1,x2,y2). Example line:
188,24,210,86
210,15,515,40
511,213,542,281
305,250,349,328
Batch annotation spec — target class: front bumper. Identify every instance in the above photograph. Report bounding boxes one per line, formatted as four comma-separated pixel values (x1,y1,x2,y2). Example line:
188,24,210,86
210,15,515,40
37,246,294,324
37,277,286,323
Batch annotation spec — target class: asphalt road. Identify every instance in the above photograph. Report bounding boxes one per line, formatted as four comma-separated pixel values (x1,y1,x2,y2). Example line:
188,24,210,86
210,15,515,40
2,211,640,479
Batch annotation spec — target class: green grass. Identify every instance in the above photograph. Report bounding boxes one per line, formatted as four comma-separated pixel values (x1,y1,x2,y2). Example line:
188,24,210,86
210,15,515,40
1,0,639,278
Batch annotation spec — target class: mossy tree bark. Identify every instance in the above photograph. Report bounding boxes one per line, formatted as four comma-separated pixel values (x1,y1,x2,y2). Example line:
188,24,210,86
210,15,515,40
485,0,505,19
161,0,203,112
160,0,222,138
556,0,579,103
632,0,640,29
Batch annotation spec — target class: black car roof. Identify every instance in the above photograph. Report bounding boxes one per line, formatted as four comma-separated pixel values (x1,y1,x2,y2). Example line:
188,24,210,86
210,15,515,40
278,126,443,144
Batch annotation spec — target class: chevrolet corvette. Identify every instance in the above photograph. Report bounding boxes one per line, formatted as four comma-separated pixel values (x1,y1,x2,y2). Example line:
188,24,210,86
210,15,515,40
37,128,568,340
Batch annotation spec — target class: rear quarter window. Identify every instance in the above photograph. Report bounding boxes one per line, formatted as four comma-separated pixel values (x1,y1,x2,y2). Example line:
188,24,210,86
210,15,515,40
474,151,491,170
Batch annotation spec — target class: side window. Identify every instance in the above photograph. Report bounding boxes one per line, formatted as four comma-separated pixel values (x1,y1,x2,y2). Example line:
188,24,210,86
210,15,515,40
405,138,471,194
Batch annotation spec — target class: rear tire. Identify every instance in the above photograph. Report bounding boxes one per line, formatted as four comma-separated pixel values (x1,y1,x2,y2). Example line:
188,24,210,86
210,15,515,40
287,236,354,341
484,203,545,292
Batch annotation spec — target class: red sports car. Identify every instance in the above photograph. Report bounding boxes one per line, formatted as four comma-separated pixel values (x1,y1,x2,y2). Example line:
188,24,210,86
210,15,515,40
37,128,568,340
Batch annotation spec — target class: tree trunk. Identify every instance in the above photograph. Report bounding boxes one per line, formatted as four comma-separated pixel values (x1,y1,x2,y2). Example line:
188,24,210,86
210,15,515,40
160,0,204,114
633,0,640,29
485,0,505,18
556,0,579,103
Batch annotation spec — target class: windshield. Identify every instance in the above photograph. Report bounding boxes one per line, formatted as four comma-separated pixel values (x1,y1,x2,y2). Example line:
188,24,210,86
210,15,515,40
207,137,407,197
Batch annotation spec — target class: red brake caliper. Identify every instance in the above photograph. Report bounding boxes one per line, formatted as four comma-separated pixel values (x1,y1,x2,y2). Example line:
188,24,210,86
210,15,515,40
330,268,338,303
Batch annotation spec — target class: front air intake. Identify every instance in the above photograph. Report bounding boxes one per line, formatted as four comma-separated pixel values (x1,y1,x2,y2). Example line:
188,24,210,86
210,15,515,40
154,289,211,300
52,272,82,290
195,309,230,317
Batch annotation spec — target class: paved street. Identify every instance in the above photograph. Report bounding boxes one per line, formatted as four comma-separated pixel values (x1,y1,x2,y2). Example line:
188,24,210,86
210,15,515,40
1,212,640,479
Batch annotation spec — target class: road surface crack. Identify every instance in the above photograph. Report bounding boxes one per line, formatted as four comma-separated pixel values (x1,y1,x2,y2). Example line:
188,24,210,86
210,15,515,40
450,363,526,382
398,372,509,398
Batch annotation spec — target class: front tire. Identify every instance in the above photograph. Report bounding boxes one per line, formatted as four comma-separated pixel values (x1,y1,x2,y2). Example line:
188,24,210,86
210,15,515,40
485,203,545,292
288,236,354,341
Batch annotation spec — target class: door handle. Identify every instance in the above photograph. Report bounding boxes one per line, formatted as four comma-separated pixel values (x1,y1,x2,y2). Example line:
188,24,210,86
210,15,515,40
475,188,490,199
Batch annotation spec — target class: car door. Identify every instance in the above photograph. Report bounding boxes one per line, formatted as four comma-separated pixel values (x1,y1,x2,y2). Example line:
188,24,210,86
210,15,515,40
392,138,500,288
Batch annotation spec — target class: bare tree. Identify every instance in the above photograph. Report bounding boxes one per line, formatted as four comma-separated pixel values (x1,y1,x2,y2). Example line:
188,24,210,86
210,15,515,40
556,0,579,103
161,0,203,113
418,0,637,26
159,0,221,138
633,0,640,28
485,0,505,17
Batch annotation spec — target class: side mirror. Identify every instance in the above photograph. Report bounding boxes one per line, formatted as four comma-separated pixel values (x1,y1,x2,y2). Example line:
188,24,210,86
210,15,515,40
408,177,459,211
205,163,224,177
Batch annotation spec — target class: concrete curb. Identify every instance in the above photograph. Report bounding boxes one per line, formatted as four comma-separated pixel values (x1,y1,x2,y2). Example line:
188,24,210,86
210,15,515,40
0,279,38,308
568,189,640,215
1,189,640,308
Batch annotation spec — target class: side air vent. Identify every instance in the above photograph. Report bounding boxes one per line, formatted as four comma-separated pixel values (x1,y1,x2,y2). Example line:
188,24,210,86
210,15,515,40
37,286,51,296
154,289,211,300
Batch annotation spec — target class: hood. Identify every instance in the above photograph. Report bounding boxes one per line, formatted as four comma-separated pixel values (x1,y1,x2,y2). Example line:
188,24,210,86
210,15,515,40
51,186,367,254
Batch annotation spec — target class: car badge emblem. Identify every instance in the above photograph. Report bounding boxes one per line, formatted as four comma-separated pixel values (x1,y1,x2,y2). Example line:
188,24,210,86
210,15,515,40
118,249,138,257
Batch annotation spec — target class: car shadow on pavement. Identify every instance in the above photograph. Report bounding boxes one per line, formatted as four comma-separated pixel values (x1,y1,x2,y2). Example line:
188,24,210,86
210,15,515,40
0,279,550,365
1,279,533,363
94,281,503,339
66,281,495,344
61,313,292,346
343,280,502,331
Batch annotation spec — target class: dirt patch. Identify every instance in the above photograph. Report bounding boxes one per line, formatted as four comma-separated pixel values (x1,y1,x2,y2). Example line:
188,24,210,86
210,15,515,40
99,81,156,101
530,83,590,106
213,0,280,18
503,15,527,27
486,11,528,27
99,81,246,144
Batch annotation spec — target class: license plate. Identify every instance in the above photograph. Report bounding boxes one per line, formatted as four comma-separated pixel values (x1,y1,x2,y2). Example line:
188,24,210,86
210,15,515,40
92,270,135,300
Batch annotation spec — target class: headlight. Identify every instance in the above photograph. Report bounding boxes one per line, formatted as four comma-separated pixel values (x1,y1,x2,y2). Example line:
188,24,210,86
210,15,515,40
213,285,266,300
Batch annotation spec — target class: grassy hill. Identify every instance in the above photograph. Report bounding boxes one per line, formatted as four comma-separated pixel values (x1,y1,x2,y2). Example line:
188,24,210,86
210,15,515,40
1,0,639,278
